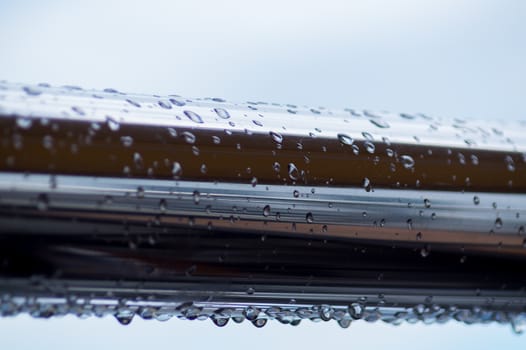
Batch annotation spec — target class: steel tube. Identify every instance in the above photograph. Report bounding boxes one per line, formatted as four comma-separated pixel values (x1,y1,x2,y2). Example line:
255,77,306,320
0,82,525,331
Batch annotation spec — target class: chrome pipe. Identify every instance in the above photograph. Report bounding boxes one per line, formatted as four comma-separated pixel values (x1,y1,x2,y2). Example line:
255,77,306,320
0,82,525,331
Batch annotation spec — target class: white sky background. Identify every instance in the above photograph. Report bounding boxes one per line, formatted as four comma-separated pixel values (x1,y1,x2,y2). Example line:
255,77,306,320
0,0,525,348
0,0,525,120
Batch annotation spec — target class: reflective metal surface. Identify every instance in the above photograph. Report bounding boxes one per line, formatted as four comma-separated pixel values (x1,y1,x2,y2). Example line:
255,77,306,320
0,82,525,331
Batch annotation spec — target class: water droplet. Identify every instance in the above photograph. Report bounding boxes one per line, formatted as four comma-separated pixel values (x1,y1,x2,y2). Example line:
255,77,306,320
400,155,415,169
126,99,141,108
136,187,145,198
273,162,281,173
416,232,422,240
458,153,466,165
322,225,328,232
424,198,431,208
270,131,283,144
369,119,390,128
288,163,299,181
193,191,200,204
16,118,32,129
106,116,120,131
473,196,480,205
252,318,267,328
23,86,42,96
182,131,196,144
364,141,375,154
38,133,54,151
306,212,314,223
495,217,503,229
338,319,352,328
172,162,182,178
420,245,430,258
159,199,167,212
470,154,479,165
120,136,133,147
212,136,221,144
293,190,300,198
212,317,229,327
252,119,263,127
214,108,230,119
407,218,413,230
36,193,49,211
319,305,333,321
352,144,360,155
246,287,255,295
169,98,186,107
505,155,515,172
263,205,271,217
338,133,354,145
114,313,134,325
200,164,207,174
158,100,172,109
251,177,258,187
244,307,259,321
348,302,365,319
184,110,203,123
362,177,372,192
133,152,143,168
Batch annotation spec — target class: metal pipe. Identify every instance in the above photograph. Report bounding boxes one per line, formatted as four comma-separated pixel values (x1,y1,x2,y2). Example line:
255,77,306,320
0,82,525,331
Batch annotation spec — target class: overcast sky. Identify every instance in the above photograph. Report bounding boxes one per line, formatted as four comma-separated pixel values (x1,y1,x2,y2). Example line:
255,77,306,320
0,1,525,349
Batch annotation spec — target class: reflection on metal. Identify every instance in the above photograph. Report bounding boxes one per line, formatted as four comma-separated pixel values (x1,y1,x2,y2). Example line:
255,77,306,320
0,82,525,332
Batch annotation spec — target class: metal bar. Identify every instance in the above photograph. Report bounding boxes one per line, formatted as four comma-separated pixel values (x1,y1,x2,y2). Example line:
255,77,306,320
0,82,525,332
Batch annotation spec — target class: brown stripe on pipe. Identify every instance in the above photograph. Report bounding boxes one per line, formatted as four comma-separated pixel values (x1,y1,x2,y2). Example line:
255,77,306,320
1,116,524,192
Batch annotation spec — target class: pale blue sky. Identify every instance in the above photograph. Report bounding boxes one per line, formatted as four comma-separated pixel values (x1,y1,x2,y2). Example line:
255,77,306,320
0,0,525,120
0,0,525,348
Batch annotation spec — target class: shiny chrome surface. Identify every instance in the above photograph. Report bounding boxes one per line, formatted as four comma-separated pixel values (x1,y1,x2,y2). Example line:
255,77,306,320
0,82,526,331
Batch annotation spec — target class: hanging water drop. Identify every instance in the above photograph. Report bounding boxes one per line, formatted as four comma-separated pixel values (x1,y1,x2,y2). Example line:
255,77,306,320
212,317,229,327
252,318,267,328
348,302,365,319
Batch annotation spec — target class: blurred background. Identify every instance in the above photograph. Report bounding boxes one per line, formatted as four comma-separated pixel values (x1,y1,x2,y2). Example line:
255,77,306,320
0,0,525,348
